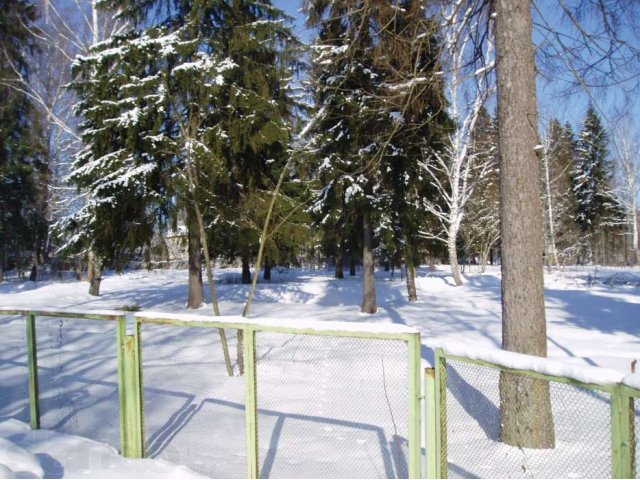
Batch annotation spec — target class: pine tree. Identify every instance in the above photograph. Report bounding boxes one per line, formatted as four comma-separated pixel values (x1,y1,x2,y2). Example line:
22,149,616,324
0,0,48,282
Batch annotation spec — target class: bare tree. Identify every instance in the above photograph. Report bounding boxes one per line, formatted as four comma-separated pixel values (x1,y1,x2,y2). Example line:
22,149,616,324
610,116,640,264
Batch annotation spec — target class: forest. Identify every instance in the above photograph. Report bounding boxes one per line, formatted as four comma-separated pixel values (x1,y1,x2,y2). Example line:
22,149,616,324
0,0,638,315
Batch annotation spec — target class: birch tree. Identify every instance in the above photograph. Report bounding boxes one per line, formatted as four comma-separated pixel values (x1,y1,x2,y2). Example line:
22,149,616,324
420,0,494,286
610,117,640,264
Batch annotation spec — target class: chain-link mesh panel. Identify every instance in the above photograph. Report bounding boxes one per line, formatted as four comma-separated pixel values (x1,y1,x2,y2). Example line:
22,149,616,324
444,359,611,478
36,316,120,448
0,315,29,421
255,333,409,479
140,323,245,478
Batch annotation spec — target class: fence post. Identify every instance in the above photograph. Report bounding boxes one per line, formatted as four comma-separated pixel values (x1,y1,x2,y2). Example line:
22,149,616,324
611,385,634,478
117,316,144,458
435,349,448,479
408,333,422,479
26,313,40,430
425,368,438,479
244,328,259,479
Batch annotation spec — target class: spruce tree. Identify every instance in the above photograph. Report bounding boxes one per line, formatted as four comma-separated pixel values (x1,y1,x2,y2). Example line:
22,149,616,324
305,0,448,309
573,105,613,234
0,0,48,281
66,0,300,301
572,105,620,263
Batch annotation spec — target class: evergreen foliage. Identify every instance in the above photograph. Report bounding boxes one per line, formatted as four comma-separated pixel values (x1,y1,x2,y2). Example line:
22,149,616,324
0,0,48,279
573,105,614,234
64,0,302,281
304,0,450,300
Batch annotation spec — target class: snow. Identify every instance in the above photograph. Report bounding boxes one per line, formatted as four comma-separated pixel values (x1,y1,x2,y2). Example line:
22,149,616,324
432,340,625,386
623,373,640,390
1,265,640,477
0,420,204,479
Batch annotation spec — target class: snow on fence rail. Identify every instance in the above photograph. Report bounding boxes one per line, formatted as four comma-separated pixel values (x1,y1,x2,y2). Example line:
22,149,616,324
427,344,640,479
0,307,422,479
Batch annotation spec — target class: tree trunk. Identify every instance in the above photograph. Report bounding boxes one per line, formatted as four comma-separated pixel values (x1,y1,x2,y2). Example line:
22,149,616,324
406,264,417,302
542,148,560,270
29,262,37,282
335,238,344,279
632,199,639,264
405,246,418,301
88,261,103,296
496,0,554,449
448,225,463,286
361,209,377,314
349,256,357,276
187,210,204,309
0,252,4,283
241,248,251,284
263,257,272,281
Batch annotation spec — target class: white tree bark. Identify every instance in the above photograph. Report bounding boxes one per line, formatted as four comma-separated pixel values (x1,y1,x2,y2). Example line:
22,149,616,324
420,0,495,285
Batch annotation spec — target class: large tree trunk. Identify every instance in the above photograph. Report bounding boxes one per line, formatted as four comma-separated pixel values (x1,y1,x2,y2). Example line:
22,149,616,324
187,210,204,309
496,0,554,449
361,209,377,314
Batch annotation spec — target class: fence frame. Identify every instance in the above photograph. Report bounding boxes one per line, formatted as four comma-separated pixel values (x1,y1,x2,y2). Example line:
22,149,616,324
0,308,140,456
432,347,637,479
134,313,422,479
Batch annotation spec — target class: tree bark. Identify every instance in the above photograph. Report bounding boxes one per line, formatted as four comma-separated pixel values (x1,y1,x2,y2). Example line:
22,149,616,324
29,263,37,282
361,209,377,314
448,223,463,286
335,236,344,279
241,248,251,284
405,246,418,301
187,210,204,309
88,260,103,296
263,257,272,281
495,0,554,449
349,256,357,276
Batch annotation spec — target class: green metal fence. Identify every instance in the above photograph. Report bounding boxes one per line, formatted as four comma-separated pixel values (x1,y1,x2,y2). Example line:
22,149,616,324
0,307,421,478
134,312,422,479
0,313,29,422
428,347,638,479
0,308,136,454
7,304,638,479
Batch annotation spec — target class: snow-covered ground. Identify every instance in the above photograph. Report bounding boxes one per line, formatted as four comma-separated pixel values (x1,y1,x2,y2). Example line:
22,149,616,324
2,264,638,370
0,265,638,478
0,418,204,478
